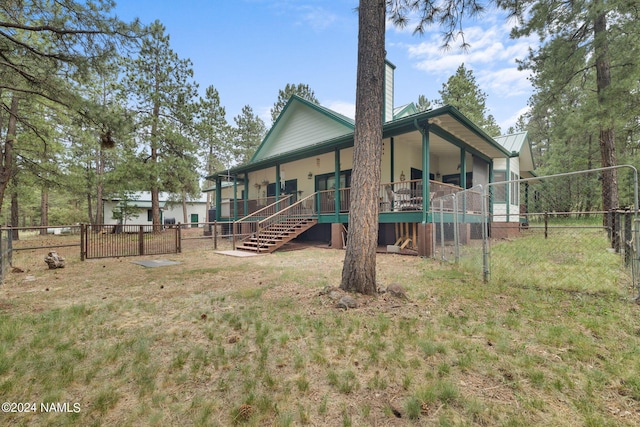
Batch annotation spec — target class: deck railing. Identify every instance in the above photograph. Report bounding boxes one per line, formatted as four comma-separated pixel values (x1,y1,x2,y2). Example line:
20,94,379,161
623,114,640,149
379,179,463,213
232,194,293,247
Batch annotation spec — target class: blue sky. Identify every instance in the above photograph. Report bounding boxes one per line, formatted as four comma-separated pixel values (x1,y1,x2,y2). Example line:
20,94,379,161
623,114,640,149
114,0,537,133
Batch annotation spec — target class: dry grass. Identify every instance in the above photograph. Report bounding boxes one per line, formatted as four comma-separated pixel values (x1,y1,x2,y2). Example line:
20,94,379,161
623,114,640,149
1,237,639,426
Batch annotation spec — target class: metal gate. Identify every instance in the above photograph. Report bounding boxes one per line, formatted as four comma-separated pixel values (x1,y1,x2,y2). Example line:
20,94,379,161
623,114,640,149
81,224,181,260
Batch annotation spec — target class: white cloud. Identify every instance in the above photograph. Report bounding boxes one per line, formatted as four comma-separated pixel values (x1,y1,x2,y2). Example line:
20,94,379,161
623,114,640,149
294,5,339,31
499,105,530,131
324,100,355,119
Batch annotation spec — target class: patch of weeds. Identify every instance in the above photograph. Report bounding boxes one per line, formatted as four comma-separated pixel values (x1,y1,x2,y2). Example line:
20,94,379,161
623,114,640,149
190,346,209,372
233,287,264,300
328,369,359,394
527,369,545,388
404,395,422,420
297,403,310,424
296,374,310,392
455,350,474,371
415,379,460,406
437,362,451,377
402,373,412,390
367,371,388,390
134,364,158,396
92,387,120,414
418,339,447,358
341,404,353,427
293,351,305,371
170,349,189,371
318,394,328,415
275,411,294,427
185,267,223,275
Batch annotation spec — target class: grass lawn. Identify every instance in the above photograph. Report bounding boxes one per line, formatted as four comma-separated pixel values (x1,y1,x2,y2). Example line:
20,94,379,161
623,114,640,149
1,237,639,426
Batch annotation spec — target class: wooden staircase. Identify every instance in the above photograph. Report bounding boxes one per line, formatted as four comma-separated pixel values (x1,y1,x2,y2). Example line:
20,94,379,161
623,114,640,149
236,216,317,253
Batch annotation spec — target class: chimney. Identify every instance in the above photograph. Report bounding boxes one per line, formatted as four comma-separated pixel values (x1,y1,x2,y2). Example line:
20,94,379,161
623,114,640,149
384,59,396,123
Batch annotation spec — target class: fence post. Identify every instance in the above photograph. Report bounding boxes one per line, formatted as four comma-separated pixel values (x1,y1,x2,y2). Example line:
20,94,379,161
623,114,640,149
634,218,640,300
80,223,85,261
481,186,490,283
624,211,632,266
232,221,236,250
138,226,144,255
439,199,445,261
213,220,218,250
544,211,549,239
453,195,460,263
177,223,182,253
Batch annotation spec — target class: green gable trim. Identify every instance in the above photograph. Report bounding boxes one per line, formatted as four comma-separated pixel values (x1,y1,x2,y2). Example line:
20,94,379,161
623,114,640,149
250,95,354,164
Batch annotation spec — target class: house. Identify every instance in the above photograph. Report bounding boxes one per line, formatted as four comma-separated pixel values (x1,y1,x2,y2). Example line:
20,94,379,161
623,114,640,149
102,192,208,227
207,60,535,254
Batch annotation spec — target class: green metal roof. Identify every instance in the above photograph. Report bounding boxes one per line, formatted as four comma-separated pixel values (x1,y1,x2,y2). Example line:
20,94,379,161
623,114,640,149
493,131,535,173
494,131,528,153
207,103,513,180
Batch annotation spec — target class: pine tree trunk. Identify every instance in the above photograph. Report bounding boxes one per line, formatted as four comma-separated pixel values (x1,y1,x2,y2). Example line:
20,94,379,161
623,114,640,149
40,190,48,236
151,97,161,232
594,11,618,212
11,188,19,240
0,95,19,218
340,0,386,295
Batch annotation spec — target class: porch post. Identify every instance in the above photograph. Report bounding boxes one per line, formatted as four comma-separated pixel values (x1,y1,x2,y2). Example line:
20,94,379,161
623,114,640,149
421,125,430,223
505,158,511,222
390,137,395,182
459,148,466,189
334,148,341,218
489,162,494,222
244,172,249,216
460,147,467,223
215,176,222,221
233,176,238,222
275,164,281,210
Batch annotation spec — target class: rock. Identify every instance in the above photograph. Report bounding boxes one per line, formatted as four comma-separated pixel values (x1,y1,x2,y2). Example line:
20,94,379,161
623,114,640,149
44,251,65,269
336,295,358,309
386,283,409,300
328,291,342,301
319,285,337,296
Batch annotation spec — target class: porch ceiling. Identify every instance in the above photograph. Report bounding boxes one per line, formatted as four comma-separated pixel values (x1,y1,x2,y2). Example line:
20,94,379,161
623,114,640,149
431,114,506,159
388,113,508,160
391,131,459,158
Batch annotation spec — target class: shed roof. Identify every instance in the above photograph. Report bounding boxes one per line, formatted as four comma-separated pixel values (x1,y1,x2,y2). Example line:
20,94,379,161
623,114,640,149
493,131,535,175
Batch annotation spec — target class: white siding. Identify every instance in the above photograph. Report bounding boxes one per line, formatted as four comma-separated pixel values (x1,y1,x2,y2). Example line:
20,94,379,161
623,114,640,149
253,106,352,161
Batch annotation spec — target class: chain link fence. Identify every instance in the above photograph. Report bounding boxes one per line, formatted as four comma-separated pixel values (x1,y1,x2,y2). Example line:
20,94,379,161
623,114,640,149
432,166,639,299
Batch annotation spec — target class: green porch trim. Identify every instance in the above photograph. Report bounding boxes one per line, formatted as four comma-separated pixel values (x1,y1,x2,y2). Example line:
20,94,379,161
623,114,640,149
233,178,238,221
334,148,341,219
489,163,495,216
244,172,249,215
275,164,281,206
421,124,430,224
390,137,395,183
460,147,467,222
505,160,511,222
215,176,222,221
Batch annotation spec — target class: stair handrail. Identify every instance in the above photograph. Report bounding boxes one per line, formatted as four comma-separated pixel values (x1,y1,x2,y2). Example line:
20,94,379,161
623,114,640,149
235,194,293,224
232,194,293,249
254,192,318,252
